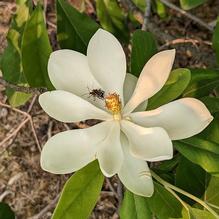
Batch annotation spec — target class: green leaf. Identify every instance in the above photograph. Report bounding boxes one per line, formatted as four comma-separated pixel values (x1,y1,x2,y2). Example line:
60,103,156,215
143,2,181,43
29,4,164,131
213,17,219,65
179,207,216,219
146,183,182,219
199,113,219,144
56,0,99,54
183,69,219,98
174,137,219,174
131,30,157,77
96,0,129,42
147,68,191,110
179,0,206,10
52,161,104,219
175,156,210,205
0,1,32,107
120,190,151,219
201,97,219,114
21,4,53,89
0,202,15,219
154,0,167,18
205,176,219,213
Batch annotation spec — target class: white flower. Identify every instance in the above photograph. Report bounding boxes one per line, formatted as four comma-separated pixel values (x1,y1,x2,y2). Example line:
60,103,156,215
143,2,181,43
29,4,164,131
39,29,213,197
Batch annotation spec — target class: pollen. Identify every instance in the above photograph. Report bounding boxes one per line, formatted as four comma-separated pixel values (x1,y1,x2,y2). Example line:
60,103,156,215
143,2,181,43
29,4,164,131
105,93,121,114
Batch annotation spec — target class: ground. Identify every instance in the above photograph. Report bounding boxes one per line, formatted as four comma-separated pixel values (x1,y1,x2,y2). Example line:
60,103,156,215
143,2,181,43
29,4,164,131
0,0,219,218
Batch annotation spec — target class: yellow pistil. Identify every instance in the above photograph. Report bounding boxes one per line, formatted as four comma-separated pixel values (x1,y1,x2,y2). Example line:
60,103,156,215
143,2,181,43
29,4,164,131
105,93,121,115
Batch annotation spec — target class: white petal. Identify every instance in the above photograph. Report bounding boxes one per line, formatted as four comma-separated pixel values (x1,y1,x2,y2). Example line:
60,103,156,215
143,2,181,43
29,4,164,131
48,49,101,97
121,120,173,161
123,73,148,111
87,29,126,102
118,134,154,197
97,122,123,177
123,50,175,115
41,121,112,174
39,90,111,123
130,98,213,140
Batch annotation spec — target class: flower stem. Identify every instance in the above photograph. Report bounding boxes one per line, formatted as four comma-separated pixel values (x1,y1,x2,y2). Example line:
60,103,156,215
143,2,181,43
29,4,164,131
151,170,219,219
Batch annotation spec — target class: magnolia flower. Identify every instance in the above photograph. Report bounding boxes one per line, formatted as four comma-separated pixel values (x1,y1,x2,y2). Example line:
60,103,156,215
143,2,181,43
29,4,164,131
39,29,213,197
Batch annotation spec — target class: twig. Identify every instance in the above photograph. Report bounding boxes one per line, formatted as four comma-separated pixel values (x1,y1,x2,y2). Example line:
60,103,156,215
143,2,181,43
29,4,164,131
28,194,60,219
142,0,151,31
117,178,123,208
106,178,119,200
120,0,174,42
159,38,212,50
0,77,47,94
0,101,41,152
159,0,213,32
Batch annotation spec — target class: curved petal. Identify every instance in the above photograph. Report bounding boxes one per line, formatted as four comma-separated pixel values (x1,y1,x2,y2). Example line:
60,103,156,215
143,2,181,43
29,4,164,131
97,122,123,177
48,49,101,97
87,29,126,103
118,134,154,197
130,98,213,140
123,73,148,111
121,120,173,161
123,50,175,115
39,90,111,123
41,121,112,174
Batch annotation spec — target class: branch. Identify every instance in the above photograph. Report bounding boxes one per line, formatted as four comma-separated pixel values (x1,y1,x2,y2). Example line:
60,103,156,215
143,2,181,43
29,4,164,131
142,0,151,31
159,0,213,32
0,77,47,94
120,0,174,42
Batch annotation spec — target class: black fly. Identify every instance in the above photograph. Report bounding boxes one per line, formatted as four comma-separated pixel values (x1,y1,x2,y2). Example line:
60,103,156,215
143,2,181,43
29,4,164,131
87,88,105,100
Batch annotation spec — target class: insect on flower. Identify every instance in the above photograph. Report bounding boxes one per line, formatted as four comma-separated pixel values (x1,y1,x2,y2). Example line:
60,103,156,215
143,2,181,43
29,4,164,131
87,87,105,100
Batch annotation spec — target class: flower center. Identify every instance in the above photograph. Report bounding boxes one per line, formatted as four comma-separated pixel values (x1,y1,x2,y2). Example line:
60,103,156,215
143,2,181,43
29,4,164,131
105,93,122,119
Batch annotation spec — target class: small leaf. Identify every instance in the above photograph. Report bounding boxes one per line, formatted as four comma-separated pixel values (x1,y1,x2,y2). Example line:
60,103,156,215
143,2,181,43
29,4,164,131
21,4,53,89
174,137,219,174
0,1,32,106
179,0,206,10
175,156,210,205
213,17,219,65
52,161,104,219
0,202,15,219
56,0,99,54
96,0,129,42
147,68,191,110
146,183,182,219
183,69,219,98
120,190,151,219
131,30,157,77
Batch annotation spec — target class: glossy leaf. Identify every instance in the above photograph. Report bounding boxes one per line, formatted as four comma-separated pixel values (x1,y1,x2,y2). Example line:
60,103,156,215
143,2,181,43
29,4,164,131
0,1,32,106
146,183,182,219
96,0,129,42
56,0,99,54
183,69,219,98
175,156,210,204
180,0,206,10
199,113,219,144
131,30,157,77
205,176,219,213
201,97,219,114
21,4,53,89
0,202,15,219
174,137,219,174
120,190,151,219
147,68,191,110
52,161,104,219
179,207,216,219
213,17,219,64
